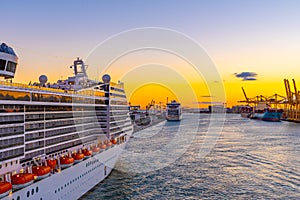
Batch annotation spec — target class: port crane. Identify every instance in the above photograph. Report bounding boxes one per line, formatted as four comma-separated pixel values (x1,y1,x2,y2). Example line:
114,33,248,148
283,79,300,121
239,87,286,110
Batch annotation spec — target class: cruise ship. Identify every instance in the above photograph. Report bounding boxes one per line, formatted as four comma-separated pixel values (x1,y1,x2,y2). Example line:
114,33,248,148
0,43,133,200
166,100,182,121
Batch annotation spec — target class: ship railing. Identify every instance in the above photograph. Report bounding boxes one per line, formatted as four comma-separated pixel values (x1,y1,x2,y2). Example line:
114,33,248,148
0,80,69,94
0,81,106,97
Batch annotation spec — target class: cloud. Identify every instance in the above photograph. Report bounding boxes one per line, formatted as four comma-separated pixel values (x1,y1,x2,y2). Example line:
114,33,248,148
234,72,257,81
194,101,224,105
201,95,213,98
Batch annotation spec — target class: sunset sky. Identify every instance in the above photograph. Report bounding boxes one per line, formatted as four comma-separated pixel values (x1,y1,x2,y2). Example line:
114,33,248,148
2,0,300,108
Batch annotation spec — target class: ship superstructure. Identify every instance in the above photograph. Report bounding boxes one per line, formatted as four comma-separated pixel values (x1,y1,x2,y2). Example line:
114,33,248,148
0,43,133,200
166,100,182,121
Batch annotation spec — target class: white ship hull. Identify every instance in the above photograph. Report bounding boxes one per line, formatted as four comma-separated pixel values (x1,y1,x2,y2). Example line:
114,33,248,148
2,139,130,200
166,115,182,121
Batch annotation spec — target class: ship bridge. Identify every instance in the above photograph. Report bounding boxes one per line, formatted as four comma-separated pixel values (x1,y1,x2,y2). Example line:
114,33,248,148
0,43,18,79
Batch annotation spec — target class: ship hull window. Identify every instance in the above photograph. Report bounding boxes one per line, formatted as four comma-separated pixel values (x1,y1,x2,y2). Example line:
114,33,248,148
6,61,17,73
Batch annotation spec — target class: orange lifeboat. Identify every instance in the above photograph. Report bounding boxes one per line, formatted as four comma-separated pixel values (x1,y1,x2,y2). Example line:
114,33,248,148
32,166,51,180
72,153,84,163
106,141,113,148
46,159,57,169
82,149,92,158
111,138,117,145
60,157,74,169
92,146,100,155
11,173,34,189
0,182,12,198
100,143,107,150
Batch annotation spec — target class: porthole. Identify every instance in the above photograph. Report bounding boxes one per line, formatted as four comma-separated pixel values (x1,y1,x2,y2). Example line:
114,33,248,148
17,196,20,200
32,188,34,195
36,187,39,193
27,191,30,197
58,188,60,192
55,190,57,193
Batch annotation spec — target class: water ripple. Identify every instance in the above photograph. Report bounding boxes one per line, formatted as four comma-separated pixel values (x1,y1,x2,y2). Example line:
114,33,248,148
81,114,300,199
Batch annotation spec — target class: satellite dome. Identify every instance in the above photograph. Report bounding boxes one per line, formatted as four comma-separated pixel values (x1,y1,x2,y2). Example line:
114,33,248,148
39,75,48,84
102,74,111,83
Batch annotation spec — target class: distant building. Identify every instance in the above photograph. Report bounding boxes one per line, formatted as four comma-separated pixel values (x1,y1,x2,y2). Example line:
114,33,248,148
211,105,225,113
231,105,242,113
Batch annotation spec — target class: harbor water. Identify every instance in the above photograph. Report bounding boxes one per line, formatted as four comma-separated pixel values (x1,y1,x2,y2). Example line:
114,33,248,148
81,113,300,199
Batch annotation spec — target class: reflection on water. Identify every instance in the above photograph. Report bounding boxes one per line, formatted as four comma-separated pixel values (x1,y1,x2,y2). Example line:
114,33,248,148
81,114,300,199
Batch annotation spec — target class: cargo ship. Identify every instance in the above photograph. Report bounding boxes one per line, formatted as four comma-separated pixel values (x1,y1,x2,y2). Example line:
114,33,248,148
239,87,285,122
0,43,133,200
249,108,283,122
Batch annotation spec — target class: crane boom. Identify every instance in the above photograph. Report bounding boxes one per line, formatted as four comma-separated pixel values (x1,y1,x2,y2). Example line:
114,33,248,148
241,87,249,103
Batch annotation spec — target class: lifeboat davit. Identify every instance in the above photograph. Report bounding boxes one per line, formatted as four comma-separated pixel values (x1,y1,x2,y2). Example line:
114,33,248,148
11,173,34,189
46,159,57,169
82,149,92,158
111,138,117,145
60,157,74,169
0,182,12,198
32,166,51,180
72,153,84,163
92,147,100,155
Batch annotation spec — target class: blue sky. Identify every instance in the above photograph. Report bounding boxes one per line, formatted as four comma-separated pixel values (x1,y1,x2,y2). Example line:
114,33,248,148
1,0,300,105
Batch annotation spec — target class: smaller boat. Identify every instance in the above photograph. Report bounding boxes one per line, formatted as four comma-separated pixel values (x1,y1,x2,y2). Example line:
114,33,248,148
82,149,92,158
72,153,85,163
32,166,51,180
0,182,12,198
59,157,74,169
110,138,117,145
46,159,57,169
92,146,100,154
166,100,182,121
99,143,107,150
130,109,151,126
106,141,113,148
11,173,34,189
240,106,253,118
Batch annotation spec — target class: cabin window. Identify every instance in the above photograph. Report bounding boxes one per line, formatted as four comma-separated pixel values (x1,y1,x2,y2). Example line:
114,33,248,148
0,59,6,70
